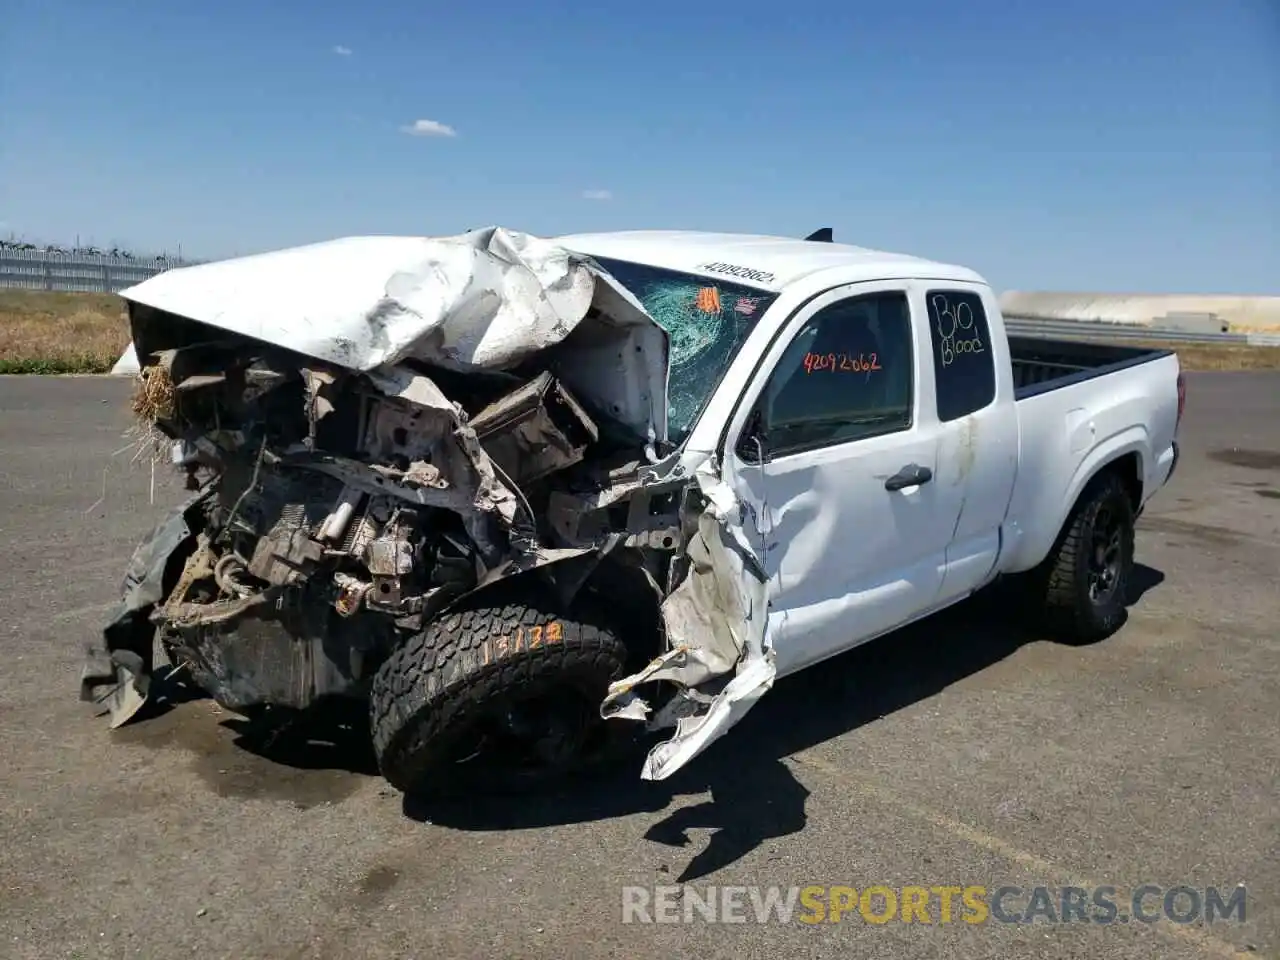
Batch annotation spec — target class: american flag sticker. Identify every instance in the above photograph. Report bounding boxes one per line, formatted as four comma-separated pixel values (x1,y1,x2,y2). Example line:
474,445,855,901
735,296,761,316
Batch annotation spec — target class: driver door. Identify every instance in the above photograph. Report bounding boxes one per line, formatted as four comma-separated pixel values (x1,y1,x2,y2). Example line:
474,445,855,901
722,283,962,677
621,283,966,782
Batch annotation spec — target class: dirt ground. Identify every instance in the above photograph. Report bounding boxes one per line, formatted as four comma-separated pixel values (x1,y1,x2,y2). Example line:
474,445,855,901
0,371,1277,960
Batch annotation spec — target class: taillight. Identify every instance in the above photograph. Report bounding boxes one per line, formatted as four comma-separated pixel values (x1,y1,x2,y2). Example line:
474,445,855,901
1176,372,1186,430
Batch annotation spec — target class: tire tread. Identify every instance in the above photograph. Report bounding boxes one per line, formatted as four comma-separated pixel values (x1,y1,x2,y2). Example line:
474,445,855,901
1032,471,1135,644
369,589,629,795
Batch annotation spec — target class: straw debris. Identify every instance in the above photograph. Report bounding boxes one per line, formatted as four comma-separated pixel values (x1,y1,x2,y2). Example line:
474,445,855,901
131,363,177,423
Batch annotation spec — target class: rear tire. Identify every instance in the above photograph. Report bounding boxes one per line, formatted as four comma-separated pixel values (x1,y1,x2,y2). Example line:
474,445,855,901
1030,471,1135,644
369,588,630,797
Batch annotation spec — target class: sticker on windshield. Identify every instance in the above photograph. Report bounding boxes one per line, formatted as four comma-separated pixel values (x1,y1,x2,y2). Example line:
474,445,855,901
695,287,722,313
699,261,777,285
804,352,883,374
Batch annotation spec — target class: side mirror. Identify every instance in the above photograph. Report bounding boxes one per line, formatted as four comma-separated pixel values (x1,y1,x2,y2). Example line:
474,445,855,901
734,407,769,464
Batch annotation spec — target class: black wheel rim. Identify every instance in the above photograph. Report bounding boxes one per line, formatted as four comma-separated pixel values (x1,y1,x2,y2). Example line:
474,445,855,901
446,685,600,780
1088,505,1125,605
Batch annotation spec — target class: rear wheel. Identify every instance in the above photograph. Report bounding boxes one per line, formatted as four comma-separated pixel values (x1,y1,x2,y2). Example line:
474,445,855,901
1031,471,1135,644
368,588,631,797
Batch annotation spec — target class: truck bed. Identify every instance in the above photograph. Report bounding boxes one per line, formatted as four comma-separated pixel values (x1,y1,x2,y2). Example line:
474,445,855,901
1010,336,1175,399
998,334,1182,575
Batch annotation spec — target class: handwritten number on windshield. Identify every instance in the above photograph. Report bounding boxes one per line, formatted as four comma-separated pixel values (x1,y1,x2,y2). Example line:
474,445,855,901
932,294,985,367
804,352,882,374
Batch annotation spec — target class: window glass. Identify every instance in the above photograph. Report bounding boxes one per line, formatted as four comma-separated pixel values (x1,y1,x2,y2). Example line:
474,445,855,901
758,292,914,457
925,289,995,421
587,256,777,442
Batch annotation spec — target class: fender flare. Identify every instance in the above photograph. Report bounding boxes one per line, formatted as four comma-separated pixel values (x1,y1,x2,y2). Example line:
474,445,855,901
1039,430,1147,568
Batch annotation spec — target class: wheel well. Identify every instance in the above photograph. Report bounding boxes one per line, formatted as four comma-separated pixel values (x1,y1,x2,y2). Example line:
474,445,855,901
577,556,667,668
1103,452,1143,514
1037,452,1143,573
437,550,667,671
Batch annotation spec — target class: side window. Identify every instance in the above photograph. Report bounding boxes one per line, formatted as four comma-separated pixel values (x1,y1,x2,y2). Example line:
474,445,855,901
925,290,995,422
753,292,914,458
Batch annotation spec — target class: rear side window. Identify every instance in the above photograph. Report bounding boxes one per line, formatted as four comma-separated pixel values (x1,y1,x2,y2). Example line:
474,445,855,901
756,291,914,458
925,290,995,421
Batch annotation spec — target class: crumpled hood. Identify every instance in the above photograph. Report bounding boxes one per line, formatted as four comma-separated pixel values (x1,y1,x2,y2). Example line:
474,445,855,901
118,226,670,445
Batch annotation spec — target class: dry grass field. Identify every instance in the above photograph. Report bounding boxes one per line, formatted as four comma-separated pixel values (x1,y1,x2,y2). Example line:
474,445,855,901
0,290,131,373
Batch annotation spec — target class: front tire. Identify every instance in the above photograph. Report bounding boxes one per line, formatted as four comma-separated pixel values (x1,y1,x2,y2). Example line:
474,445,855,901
368,588,630,797
1031,471,1136,644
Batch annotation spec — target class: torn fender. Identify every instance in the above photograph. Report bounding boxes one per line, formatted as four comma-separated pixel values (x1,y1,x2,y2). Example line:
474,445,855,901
602,457,776,780
81,489,211,727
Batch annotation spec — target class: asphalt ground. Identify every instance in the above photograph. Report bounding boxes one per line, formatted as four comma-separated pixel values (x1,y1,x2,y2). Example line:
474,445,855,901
0,372,1276,960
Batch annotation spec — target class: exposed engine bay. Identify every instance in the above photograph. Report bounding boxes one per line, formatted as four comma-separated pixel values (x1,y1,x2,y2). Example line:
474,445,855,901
94,304,687,714
82,228,775,785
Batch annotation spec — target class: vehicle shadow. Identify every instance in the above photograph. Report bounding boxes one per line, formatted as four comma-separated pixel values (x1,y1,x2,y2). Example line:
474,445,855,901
136,667,380,777
404,563,1167,880
1127,562,1164,604
218,701,382,776
135,664,210,717
136,562,1167,881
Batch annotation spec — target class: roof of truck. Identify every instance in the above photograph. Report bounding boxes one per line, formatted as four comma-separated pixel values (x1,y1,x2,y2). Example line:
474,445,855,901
555,230,986,293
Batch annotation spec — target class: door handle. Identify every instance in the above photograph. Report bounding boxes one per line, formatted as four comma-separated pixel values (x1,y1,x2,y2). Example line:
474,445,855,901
884,464,933,491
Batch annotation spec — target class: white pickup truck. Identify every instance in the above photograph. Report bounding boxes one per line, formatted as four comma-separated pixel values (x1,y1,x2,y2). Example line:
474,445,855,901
87,227,1184,793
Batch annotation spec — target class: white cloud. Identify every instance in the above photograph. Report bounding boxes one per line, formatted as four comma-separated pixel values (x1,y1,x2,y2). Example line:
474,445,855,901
332,45,352,56
581,189,613,201
400,119,458,138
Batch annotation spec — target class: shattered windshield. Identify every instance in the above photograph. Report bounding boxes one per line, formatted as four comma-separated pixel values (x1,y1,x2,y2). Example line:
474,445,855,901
589,256,777,442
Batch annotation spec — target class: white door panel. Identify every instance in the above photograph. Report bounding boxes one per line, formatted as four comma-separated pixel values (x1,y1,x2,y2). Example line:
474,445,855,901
915,285,1020,601
736,432,945,677
721,282,961,679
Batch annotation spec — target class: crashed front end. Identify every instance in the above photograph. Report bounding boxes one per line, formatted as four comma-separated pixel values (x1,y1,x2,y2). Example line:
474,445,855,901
82,227,775,781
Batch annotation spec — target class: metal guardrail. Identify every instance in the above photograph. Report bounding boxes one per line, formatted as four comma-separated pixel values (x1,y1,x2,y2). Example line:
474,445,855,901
0,248,198,294
1005,316,1280,348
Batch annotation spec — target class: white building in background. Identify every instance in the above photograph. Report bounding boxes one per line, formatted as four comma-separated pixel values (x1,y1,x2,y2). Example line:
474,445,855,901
999,292,1280,332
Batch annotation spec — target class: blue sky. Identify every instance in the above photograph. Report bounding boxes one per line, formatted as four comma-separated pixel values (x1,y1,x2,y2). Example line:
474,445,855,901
1,0,1275,293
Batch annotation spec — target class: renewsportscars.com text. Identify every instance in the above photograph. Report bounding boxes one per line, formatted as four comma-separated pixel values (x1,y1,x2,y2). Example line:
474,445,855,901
621,884,1247,926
